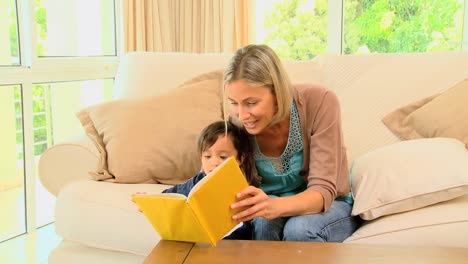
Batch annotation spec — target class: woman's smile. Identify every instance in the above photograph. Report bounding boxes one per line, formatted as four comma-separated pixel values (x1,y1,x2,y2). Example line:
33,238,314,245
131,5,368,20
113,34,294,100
226,80,277,135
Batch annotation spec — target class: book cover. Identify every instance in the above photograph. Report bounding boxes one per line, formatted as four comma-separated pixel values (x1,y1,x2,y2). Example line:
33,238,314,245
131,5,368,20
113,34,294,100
132,157,249,247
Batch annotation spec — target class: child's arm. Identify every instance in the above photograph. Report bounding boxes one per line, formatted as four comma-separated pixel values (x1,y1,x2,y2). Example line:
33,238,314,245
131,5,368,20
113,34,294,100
162,171,206,196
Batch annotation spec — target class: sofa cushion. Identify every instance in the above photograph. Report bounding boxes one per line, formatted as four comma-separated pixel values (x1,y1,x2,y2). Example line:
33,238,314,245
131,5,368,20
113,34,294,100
345,194,468,248
49,240,146,264
350,137,468,220
55,180,169,255
77,70,223,184
382,78,468,148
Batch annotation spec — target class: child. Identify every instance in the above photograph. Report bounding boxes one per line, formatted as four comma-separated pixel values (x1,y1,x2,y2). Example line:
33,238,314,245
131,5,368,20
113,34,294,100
162,120,260,240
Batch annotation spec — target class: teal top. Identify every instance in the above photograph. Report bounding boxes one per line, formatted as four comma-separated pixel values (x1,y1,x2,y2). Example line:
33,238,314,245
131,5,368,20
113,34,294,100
254,101,306,197
336,192,354,204
254,100,353,204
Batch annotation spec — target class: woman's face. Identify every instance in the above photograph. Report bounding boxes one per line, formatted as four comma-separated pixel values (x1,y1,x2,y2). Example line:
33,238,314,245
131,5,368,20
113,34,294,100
226,80,277,135
201,135,238,174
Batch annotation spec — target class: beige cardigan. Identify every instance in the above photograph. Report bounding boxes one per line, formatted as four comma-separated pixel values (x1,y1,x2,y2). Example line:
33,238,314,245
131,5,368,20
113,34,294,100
293,84,350,212
230,83,350,212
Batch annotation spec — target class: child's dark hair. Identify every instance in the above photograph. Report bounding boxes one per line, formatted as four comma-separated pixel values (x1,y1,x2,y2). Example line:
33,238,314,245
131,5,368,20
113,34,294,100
197,121,261,187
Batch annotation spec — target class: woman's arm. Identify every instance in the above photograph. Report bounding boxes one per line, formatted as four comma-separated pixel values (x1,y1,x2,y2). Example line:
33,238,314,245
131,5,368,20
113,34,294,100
231,187,324,222
305,89,347,212
232,87,347,221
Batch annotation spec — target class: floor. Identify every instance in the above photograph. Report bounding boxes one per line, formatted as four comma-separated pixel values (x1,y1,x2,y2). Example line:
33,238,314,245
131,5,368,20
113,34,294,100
0,175,60,264
0,223,61,264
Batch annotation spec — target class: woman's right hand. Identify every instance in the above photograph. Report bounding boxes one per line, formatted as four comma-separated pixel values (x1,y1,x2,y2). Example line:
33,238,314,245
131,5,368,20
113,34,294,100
230,186,280,222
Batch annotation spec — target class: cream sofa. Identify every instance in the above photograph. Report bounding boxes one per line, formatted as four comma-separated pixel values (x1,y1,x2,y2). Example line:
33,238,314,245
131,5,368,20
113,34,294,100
39,51,468,264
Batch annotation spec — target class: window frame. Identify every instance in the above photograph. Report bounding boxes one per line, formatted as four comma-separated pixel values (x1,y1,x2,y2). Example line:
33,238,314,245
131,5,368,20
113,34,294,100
251,0,468,54
330,0,468,53
463,0,468,50
0,0,121,234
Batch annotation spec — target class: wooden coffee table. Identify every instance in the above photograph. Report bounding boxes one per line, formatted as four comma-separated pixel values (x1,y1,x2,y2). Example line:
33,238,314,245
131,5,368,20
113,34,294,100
144,240,468,264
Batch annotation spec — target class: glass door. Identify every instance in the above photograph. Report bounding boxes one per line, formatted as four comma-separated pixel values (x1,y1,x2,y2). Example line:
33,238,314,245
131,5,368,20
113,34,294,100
0,0,119,242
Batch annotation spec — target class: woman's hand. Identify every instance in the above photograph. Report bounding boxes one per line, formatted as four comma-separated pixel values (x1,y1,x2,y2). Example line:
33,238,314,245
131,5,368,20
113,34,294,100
231,186,279,222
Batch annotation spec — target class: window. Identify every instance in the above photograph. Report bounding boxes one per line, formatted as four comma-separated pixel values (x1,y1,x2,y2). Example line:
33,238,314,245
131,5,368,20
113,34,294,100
0,0,20,65
0,0,119,242
343,0,465,54
37,0,116,57
255,0,329,60
0,85,26,242
255,0,467,59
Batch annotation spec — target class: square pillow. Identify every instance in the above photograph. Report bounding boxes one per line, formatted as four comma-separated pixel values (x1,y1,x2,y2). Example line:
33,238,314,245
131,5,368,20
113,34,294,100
382,78,468,148
350,137,468,220
77,70,224,184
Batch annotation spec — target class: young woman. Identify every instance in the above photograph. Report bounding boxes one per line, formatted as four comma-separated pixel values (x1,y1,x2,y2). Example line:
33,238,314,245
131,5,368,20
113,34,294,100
162,120,260,240
224,44,361,242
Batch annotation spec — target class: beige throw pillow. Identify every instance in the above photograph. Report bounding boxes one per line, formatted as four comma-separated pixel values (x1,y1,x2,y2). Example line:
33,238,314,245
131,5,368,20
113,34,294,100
382,78,468,148
77,70,224,184
350,138,468,220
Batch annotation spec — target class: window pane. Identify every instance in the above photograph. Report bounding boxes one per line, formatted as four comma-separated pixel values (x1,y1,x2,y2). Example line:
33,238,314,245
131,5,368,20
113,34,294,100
34,79,113,227
0,0,20,65
256,0,328,60
0,85,26,242
343,0,465,54
35,0,116,57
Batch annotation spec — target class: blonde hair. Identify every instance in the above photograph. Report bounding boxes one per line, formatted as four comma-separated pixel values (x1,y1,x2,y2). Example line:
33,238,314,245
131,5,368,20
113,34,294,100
223,44,293,126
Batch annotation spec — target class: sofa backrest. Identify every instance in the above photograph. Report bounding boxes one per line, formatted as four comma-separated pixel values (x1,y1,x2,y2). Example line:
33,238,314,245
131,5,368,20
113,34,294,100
113,52,325,99
113,52,233,99
318,52,468,162
113,51,468,163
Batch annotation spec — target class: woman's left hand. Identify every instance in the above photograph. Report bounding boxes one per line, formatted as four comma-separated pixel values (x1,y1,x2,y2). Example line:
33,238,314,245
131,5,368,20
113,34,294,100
231,186,279,222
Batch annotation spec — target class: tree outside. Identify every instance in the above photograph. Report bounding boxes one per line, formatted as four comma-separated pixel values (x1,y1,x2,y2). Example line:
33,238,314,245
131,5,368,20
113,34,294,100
8,0,51,158
262,0,328,60
259,0,464,59
343,0,464,54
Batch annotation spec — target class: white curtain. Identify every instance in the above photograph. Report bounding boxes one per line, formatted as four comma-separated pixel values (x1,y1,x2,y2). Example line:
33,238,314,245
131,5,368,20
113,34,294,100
123,0,251,53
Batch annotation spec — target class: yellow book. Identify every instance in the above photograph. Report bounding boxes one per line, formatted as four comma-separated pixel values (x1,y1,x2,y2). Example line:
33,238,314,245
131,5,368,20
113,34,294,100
132,157,248,247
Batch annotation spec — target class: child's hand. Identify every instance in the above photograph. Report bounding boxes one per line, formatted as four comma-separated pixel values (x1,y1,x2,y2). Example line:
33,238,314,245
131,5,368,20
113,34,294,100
131,192,147,212
132,191,147,198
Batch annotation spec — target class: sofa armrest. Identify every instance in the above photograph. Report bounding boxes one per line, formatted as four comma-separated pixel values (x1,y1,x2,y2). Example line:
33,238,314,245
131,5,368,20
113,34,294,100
38,134,99,196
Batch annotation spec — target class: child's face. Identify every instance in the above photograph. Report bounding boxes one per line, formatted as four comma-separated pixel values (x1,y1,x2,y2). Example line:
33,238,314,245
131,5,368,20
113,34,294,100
201,135,239,174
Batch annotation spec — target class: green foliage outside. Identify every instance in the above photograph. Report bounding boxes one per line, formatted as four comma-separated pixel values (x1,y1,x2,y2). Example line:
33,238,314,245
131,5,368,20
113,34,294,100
263,0,328,59
9,0,46,59
344,0,463,54
13,84,50,158
33,0,51,156
8,2,19,61
35,0,47,56
262,0,464,59
11,0,50,157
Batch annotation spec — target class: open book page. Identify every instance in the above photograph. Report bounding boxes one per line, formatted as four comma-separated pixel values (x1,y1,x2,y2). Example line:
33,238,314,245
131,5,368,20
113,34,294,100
223,222,244,238
188,164,222,198
133,192,187,199
187,157,247,197
132,193,211,244
187,157,249,246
